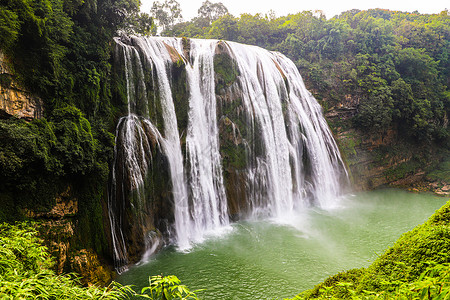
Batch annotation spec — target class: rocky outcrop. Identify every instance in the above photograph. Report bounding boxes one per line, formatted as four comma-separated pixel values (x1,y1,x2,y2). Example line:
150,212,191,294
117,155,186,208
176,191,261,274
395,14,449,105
26,186,78,219
326,107,448,194
70,249,114,287
25,185,114,285
218,116,247,217
37,218,75,274
0,50,43,120
37,218,113,286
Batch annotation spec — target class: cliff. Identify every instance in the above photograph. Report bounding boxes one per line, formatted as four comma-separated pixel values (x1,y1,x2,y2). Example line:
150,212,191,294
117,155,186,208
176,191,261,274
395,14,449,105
0,50,114,286
326,106,449,196
25,186,114,286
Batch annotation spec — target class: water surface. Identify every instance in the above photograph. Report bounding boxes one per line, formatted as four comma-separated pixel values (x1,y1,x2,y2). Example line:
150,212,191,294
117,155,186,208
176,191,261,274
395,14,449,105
117,189,447,299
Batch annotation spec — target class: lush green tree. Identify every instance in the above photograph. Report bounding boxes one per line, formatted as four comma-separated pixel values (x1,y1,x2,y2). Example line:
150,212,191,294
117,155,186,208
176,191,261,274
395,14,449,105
121,11,157,35
197,0,228,25
207,14,239,40
151,0,182,33
353,85,394,131
135,12,157,35
171,19,208,37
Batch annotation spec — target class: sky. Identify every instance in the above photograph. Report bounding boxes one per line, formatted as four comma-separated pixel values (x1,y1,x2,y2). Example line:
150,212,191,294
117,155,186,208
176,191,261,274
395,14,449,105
140,0,448,21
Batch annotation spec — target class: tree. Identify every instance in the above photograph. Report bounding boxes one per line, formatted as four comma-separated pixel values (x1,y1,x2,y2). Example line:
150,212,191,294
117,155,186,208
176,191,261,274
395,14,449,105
122,12,157,35
135,12,157,35
207,14,239,40
150,0,182,33
197,0,228,25
353,85,394,132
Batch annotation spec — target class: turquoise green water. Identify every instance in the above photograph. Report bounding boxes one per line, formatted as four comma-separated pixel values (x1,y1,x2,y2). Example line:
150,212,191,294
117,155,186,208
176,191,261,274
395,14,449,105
116,189,448,299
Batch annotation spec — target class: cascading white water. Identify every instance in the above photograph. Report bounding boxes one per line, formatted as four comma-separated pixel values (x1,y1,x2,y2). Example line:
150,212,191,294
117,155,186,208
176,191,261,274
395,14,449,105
108,42,157,271
132,37,193,250
179,40,229,242
109,36,347,269
273,53,348,208
227,41,347,214
229,43,295,216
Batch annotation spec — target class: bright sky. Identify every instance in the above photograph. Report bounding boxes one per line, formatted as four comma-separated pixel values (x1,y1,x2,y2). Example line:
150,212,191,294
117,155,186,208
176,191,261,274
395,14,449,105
140,0,448,21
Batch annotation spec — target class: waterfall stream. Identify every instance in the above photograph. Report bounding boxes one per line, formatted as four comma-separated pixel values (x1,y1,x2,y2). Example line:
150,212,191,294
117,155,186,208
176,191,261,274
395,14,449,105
109,36,348,270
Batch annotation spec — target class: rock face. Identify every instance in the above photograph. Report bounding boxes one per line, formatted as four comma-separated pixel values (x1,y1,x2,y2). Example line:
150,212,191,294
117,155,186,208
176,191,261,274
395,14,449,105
326,106,447,193
70,249,114,286
0,50,43,120
39,218,113,286
26,186,79,219
26,185,114,286
0,51,112,286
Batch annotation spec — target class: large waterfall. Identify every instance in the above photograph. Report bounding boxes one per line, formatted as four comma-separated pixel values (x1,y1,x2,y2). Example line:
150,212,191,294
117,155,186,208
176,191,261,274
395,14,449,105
108,36,348,270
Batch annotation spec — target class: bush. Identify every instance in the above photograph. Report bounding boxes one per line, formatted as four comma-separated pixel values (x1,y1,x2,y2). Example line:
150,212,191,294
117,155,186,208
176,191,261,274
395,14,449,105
0,106,114,220
0,222,203,299
138,275,202,300
0,222,133,299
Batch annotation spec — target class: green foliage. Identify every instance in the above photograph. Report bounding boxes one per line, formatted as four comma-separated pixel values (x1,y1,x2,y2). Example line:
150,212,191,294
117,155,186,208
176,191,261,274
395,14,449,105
197,0,228,25
0,106,114,226
214,52,239,91
0,0,139,118
0,222,51,275
133,13,157,36
0,0,140,268
392,262,450,300
206,14,239,41
427,156,450,183
0,222,134,299
353,85,393,131
0,105,106,179
0,223,202,299
138,275,202,300
0,6,20,50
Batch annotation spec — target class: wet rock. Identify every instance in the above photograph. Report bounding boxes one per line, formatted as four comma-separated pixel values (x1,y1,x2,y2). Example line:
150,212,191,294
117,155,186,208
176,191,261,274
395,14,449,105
37,219,74,274
70,249,114,286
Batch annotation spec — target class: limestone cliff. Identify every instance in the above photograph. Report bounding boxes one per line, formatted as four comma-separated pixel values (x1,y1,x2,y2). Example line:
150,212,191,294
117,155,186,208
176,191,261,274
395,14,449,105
25,186,114,286
0,50,43,120
0,50,113,285
326,105,449,195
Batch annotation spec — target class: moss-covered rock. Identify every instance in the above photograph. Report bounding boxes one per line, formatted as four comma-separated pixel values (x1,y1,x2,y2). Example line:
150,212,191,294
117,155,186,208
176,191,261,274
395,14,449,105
107,116,172,265
214,41,240,94
70,249,114,286
171,58,189,137
326,106,448,191
0,105,115,285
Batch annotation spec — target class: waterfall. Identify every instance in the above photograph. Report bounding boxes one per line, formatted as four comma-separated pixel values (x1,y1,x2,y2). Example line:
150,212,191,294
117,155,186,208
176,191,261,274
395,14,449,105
182,40,229,242
109,36,348,270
